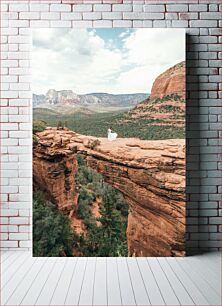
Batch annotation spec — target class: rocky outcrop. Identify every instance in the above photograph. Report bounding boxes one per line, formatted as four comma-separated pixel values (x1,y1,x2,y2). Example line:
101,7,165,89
124,62,185,127
33,128,185,257
150,61,185,101
33,136,78,212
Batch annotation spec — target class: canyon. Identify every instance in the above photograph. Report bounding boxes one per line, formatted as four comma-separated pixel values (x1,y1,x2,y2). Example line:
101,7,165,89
33,128,185,257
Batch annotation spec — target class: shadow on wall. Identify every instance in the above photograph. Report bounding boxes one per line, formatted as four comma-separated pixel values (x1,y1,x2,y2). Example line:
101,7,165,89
186,33,201,255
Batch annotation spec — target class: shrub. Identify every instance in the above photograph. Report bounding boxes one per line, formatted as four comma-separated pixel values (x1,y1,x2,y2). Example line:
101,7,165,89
86,139,101,150
33,134,39,146
57,120,64,130
33,119,47,134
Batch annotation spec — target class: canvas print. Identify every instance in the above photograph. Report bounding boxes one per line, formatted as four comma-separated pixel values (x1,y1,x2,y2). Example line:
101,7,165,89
32,28,186,257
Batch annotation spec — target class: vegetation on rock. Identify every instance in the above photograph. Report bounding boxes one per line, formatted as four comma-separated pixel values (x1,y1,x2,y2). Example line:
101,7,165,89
33,192,79,257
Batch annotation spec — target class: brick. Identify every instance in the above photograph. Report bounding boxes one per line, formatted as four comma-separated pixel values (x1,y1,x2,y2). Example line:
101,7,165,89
1,225,18,233
94,4,111,11
10,83,30,91
30,4,49,12
9,3,28,11
19,226,30,233
123,12,164,19
93,20,112,27
191,233,209,240
209,4,219,11
8,52,29,60
9,20,29,28
73,4,92,12
1,91,18,99
143,5,165,12
199,36,218,44
133,5,143,12
41,12,60,20
210,28,221,35
9,233,29,240
19,209,30,217
172,20,188,28
179,12,198,20
200,12,221,19
83,12,101,20
113,20,132,27
166,5,188,12
61,13,82,20
210,233,221,240
190,20,218,28
1,208,18,215
19,12,40,19
113,4,132,11
72,21,93,28
132,20,143,28
8,36,30,44
19,241,31,248
30,21,50,28
209,217,221,225
2,60,18,68
165,13,178,20
102,12,122,19
1,28,18,36
0,241,18,248
189,4,207,11
9,67,30,75
153,20,171,28
1,4,8,11
50,21,72,27
50,4,71,12
209,60,221,68
143,20,153,27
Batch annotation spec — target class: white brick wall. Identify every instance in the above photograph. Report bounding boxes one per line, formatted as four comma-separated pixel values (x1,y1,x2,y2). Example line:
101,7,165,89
0,0,221,254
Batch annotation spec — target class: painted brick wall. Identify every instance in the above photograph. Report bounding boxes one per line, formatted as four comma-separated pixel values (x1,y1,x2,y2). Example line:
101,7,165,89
0,0,221,254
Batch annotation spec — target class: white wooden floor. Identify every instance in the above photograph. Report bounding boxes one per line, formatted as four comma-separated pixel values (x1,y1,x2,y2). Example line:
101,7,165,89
1,251,221,306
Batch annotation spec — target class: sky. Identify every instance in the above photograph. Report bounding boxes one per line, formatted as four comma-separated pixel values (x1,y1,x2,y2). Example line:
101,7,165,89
32,28,185,95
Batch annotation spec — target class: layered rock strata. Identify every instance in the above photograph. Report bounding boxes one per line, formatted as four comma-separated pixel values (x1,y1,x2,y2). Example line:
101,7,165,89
33,128,185,256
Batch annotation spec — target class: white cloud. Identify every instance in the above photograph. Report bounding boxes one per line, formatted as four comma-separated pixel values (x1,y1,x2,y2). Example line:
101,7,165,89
32,28,185,95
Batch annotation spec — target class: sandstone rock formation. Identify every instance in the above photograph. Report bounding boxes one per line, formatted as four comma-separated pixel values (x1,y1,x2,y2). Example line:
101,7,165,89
33,128,185,257
150,61,185,100
125,62,185,127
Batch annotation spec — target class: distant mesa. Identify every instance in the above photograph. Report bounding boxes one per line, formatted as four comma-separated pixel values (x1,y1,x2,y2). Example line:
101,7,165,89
33,90,148,108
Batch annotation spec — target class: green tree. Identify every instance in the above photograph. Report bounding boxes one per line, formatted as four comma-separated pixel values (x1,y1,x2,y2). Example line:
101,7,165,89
33,192,78,256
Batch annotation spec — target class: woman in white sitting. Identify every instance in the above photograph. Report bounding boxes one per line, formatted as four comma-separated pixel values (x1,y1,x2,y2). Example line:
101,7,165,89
107,127,118,141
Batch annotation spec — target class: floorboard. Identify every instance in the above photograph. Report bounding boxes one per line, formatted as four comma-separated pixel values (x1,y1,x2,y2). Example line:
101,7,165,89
65,257,87,306
136,257,165,305
50,258,77,305
1,252,220,306
107,258,122,306
117,257,136,305
147,257,180,305
167,257,210,305
175,257,221,305
78,257,96,306
127,258,150,305
93,257,107,305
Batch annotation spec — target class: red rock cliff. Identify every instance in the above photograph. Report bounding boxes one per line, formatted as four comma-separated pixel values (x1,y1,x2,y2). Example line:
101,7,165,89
33,128,185,257
150,61,185,100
